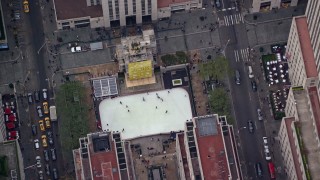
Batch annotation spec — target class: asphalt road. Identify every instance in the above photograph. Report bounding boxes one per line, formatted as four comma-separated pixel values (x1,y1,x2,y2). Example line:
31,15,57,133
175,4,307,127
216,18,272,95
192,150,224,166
216,0,270,179
17,1,63,179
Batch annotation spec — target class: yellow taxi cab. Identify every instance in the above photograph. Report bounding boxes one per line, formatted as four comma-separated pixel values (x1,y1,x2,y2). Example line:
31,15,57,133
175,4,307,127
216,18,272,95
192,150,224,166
23,0,29,13
41,135,48,147
39,120,45,131
44,117,51,128
43,102,49,114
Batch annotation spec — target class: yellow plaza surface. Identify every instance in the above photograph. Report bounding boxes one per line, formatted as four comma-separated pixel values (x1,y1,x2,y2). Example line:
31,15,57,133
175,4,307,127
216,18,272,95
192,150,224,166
128,60,152,80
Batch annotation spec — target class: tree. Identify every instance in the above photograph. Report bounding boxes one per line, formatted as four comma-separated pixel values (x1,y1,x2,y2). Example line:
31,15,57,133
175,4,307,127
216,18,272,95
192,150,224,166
208,88,233,124
199,56,231,80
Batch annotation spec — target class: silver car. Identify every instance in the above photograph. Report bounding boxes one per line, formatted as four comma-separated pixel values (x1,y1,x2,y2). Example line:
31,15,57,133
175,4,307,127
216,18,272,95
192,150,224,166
257,108,263,121
36,106,43,118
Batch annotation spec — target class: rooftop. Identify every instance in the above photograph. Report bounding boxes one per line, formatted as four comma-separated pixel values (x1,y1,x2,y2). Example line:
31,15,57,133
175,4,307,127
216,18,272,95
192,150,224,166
157,0,191,8
283,117,304,180
87,132,120,180
99,88,193,139
295,16,318,78
194,116,230,180
54,0,103,20
177,133,191,180
0,141,24,180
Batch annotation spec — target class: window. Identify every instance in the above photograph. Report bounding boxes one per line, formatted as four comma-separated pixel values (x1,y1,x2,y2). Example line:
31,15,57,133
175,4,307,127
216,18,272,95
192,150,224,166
108,0,113,20
115,0,119,19
125,0,128,15
147,0,151,14
141,0,145,15
133,0,136,14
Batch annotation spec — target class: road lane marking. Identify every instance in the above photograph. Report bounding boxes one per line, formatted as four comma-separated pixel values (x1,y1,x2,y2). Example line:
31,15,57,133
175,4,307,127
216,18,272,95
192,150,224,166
224,16,229,26
230,15,234,25
240,14,244,22
234,50,239,62
235,14,239,24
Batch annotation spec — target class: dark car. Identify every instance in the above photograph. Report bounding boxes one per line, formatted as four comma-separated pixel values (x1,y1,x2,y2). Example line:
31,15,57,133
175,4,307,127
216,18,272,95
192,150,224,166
251,80,257,92
43,150,49,162
50,148,56,161
52,168,59,180
255,162,263,177
31,124,37,136
45,164,50,176
248,121,254,133
47,131,54,145
34,91,41,102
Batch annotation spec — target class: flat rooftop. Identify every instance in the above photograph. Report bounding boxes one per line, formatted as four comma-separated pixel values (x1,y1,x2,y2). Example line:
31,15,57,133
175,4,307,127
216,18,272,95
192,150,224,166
295,16,318,78
283,117,304,180
194,116,230,180
54,0,103,20
88,133,120,180
99,88,192,139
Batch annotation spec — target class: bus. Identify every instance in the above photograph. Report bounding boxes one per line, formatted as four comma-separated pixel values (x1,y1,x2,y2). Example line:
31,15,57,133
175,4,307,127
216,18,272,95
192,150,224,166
268,162,276,179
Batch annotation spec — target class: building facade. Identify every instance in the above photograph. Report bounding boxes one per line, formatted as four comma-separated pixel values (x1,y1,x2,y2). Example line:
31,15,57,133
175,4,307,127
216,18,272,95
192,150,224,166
251,0,298,13
0,95,5,142
305,0,320,85
286,16,318,88
53,0,202,30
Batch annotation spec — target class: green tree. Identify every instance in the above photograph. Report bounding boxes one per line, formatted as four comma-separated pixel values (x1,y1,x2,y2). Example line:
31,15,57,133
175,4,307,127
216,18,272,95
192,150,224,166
161,54,177,65
208,88,233,124
199,56,231,81
56,81,90,162
176,51,187,62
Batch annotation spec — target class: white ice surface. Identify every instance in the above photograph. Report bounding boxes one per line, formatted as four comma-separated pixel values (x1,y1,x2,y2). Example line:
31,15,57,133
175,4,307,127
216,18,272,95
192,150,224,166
99,88,192,139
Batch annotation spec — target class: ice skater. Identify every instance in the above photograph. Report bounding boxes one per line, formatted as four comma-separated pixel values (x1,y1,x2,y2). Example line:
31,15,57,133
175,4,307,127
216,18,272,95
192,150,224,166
126,105,128,108
128,109,130,112
143,97,145,101
168,91,170,93
122,128,125,132
165,110,168,113
120,101,122,104
156,106,158,109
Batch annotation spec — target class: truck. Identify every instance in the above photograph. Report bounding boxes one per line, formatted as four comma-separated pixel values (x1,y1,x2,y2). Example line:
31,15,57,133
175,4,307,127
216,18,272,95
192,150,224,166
49,106,57,121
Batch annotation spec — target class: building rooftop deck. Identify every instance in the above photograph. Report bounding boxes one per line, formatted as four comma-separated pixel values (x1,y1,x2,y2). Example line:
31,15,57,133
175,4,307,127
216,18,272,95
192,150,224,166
295,17,318,78
284,117,304,180
194,116,230,180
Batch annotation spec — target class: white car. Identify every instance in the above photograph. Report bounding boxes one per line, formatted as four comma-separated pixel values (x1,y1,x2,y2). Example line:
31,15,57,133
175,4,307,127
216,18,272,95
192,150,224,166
42,89,48,100
36,156,41,168
257,109,263,121
263,137,268,145
265,150,272,161
36,106,43,118
71,46,82,52
34,139,40,150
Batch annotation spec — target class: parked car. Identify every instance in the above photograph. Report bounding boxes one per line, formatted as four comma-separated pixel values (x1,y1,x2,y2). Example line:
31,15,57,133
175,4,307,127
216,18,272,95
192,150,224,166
52,168,59,180
43,102,49,114
23,0,29,13
39,120,45,131
265,149,272,161
251,80,257,92
34,91,40,102
255,162,263,177
31,124,37,136
41,135,48,148
235,70,241,85
248,121,254,133
43,150,49,162
47,131,54,145
37,106,43,118
6,122,15,130
257,108,263,121
42,89,48,100
44,117,51,128
34,139,40,150
45,164,50,176
8,131,19,139
50,148,56,161
38,171,44,180
36,156,41,168
27,93,33,104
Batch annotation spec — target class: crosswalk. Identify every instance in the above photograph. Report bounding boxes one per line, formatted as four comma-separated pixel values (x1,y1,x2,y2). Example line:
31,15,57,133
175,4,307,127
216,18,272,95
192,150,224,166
234,48,250,62
222,14,244,26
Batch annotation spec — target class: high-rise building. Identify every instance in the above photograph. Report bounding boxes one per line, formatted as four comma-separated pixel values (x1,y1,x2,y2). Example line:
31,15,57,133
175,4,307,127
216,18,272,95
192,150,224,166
305,0,320,75
53,0,202,30
0,95,5,142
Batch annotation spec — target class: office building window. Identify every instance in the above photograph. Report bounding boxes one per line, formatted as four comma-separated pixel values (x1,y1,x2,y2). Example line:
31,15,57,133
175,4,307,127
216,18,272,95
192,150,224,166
115,0,119,19
133,0,136,14
147,0,151,14
141,0,145,15
108,0,113,20
125,0,128,15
